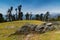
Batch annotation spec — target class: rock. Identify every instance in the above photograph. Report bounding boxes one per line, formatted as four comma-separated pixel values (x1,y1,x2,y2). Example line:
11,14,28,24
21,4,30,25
12,24,37,35
28,24,37,31
35,22,55,33
35,23,46,33
45,25,55,31
8,23,56,37
46,23,52,26
16,25,30,35
52,22,60,25
43,23,55,32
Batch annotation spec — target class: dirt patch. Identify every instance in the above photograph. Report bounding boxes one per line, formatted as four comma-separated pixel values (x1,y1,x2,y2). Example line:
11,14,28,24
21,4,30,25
55,31,60,34
25,34,33,40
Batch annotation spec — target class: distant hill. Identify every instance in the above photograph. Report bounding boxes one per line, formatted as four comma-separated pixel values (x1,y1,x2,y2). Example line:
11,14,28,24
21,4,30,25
50,13,60,18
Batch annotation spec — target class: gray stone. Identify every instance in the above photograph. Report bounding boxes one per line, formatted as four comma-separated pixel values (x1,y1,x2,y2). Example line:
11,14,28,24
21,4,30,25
46,23,52,26
8,23,56,37
35,22,55,33
43,23,55,32
28,24,37,31
35,23,46,33
12,24,37,35
16,25,30,35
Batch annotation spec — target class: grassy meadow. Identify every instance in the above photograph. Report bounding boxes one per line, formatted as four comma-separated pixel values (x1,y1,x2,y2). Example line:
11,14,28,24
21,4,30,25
0,20,60,40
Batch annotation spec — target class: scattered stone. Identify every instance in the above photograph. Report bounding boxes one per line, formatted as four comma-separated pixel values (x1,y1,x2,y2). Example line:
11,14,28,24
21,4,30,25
46,23,52,26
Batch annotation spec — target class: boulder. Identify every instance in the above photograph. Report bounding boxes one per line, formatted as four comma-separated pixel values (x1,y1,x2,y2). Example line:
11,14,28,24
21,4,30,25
8,23,56,37
35,22,55,33
35,23,46,33
28,24,37,31
45,25,55,31
15,25,31,35
8,24,31,37
43,23,55,32
46,23,52,26
12,24,37,35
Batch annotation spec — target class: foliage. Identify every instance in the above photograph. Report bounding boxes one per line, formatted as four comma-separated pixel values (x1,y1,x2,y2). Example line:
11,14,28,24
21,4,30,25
0,13,4,22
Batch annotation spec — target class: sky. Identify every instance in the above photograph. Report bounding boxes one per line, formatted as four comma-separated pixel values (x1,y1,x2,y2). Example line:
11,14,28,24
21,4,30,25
0,0,60,15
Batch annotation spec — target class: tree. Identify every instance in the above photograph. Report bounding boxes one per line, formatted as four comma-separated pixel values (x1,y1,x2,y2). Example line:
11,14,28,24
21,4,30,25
44,11,50,21
15,8,18,20
7,6,13,21
57,15,60,21
25,12,30,20
35,14,40,20
19,12,23,20
12,14,15,21
18,5,22,12
7,9,12,21
40,13,43,21
0,13,4,22
18,5,23,20
30,12,32,20
10,6,13,12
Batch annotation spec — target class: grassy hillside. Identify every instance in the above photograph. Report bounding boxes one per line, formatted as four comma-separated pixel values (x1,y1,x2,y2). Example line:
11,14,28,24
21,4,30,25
0,20,44,40
0,20,60,40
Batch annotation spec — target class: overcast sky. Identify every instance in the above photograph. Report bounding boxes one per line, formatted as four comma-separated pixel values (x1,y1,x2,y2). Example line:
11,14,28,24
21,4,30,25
0,0,60,15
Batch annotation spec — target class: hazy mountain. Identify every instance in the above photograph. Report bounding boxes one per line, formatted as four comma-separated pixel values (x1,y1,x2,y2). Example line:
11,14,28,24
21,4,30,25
50,13,60,18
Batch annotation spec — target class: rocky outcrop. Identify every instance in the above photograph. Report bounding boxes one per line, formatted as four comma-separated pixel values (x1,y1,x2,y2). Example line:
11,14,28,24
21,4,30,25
35,22,55,33
9,22,56,37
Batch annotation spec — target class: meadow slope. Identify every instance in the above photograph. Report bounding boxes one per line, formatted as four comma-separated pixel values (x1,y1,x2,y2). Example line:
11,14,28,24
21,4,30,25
0,20,60,40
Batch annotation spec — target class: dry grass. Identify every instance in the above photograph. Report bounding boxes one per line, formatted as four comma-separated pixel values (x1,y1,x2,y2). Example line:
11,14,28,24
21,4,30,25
0,20,44,40
0,20,60,40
